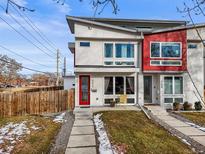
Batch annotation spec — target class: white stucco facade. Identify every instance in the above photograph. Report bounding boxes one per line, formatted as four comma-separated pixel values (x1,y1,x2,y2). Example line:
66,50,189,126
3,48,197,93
67,16,205,109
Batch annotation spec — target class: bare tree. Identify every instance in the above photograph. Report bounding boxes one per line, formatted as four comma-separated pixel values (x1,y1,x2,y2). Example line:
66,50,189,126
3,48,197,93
5,0,119,14
177,0,205,46
0,54,22,84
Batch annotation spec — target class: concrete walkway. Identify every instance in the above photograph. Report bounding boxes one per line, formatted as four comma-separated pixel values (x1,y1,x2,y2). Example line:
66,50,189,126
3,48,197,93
65,110,97,154
146,106,205,146
65,106,140,154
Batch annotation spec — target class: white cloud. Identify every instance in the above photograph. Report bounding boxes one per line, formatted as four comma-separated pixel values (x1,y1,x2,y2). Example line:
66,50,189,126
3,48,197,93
57,3,71,14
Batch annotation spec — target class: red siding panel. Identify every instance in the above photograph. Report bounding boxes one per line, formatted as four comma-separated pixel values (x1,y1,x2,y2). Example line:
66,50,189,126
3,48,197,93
143,30,187,72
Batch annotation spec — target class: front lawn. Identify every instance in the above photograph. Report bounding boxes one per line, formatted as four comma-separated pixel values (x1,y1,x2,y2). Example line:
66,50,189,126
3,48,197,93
99,111,193,154
177,112,205,127
0,115,61,154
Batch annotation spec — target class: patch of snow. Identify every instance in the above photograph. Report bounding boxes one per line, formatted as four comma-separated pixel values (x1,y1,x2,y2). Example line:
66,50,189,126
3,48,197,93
53,112,66,123
0,121,41,154
94,113,113,154
31,125,41,131
177,136,191,146
185,122,205,132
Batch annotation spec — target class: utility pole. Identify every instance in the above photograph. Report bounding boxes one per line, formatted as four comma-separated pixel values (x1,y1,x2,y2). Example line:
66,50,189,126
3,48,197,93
56,49,60,86
63,57,66,77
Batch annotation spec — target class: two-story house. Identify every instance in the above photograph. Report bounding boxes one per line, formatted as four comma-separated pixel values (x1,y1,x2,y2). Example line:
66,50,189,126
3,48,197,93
66,16,204,109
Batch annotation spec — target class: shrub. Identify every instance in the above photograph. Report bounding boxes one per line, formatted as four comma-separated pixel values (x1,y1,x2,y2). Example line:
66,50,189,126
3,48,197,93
173,102,180,111
194,101,202,111
183,101,192,111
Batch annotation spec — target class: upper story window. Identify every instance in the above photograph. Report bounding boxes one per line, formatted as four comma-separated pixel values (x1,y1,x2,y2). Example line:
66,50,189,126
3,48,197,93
115,44,134,58
188,43,197,49
104,43,135,66
104,43,113,58
151,42,181,58
80,42,90,47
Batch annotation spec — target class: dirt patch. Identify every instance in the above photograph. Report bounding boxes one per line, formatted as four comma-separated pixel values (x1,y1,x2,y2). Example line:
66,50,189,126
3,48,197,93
50,111,75,154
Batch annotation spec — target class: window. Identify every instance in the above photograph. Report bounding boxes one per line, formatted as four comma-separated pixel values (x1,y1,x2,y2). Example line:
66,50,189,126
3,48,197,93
164,77,173,94
174,98,183,103
164,98,173,103
115,44,134,58
104,77,113,95
115,77,124,94
126,77,134,94
80,42,90,47
151,42,181,58
104,62,113,65
174,77,183,94
104,99,113,104
115,62,134,66
164,76,183,95
150,60,181,66
127,98,135,104
151,43,160,57
161,43,180,57
188,43,197,49
104,43,113,58
161,61,181,66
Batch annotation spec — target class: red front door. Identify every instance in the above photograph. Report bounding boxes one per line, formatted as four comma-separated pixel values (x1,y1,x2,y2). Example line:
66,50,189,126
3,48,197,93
79,75,90,105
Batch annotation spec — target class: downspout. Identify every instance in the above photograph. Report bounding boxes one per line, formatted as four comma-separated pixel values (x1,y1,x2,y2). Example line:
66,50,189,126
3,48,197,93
136,31,151,119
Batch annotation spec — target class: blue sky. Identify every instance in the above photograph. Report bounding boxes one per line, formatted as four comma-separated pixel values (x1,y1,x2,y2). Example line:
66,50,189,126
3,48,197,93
0,0,204,75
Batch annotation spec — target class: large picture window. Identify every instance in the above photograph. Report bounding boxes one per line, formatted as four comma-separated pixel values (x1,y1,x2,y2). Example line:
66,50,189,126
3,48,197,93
164,76,183,95
115,44,134,58
104,76,135,95
104,43,113,58
115,77,124,94
104,77,113,95
104,43,135,66
151,42,181,58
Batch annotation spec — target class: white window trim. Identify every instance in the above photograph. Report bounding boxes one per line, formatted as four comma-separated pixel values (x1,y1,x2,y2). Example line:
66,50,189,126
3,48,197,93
103,75,136,105
150,41,182,59
103,42,137,66
163,75,184,96
150,60,182,66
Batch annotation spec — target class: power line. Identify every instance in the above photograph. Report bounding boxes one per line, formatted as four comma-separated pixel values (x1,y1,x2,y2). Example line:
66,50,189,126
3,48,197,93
0,58,50,74
10,3,57,55
0,44,51,68
3,6,56,58
0,7,56,61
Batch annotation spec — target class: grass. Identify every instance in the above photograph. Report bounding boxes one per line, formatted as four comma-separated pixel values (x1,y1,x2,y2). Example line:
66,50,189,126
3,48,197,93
98,111,194,154
177,112,205,127
0,115,61,154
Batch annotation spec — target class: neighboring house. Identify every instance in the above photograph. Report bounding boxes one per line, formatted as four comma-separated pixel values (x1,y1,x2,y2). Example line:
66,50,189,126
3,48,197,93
66,16,204,109
63,74,75,90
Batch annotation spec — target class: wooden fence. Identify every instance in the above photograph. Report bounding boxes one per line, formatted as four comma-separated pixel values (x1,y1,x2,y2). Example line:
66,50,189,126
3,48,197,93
0,89,75,117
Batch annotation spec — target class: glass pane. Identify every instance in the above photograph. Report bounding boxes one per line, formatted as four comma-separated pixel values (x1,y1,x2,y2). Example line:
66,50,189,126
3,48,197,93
174,98,183,103
164,98,173,103
104,99,113,104
104,61,113,65
126,77,134,94
175,77,183,94
104,43,113,58
162,43,180,57
104,77,113,95
80,42,90,47
81,77,89,101
161,61,181,66
115,44,134,58
115,77,124,94
150,60,160,65
127,98,135,104
115,61,134,66
151,43,160,57
164,77,173,94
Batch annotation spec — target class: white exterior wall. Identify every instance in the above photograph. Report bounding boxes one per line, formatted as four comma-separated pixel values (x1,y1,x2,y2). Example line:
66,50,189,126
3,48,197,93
64,77,75,90
75,22,141,39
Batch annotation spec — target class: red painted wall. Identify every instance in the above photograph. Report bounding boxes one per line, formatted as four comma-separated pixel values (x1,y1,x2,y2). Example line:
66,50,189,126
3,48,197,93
143,30,187,72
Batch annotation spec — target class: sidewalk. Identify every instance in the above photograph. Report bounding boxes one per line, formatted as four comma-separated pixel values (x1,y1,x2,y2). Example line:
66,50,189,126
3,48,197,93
65,110,97,154
146,106,205,147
